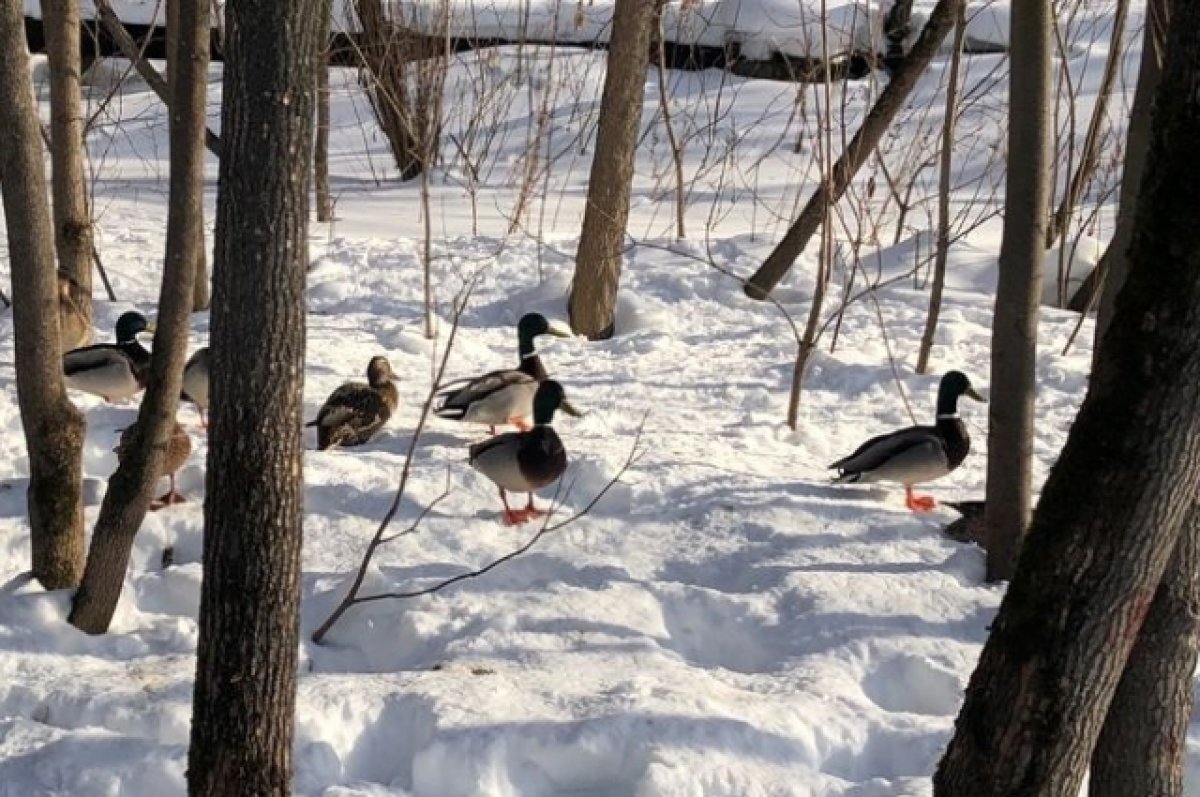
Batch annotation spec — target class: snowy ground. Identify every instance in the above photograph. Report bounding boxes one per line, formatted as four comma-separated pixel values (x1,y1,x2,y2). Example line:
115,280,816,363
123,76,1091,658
3,4,1187,794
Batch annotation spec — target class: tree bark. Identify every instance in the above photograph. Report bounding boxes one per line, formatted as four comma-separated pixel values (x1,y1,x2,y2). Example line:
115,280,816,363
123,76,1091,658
167,0,212,312
1044,0,1131,250
69,0,208,634
742,0,964,300
1089,503,1200,797
567,0,657,339
315,0,333,222
0,0,87,590
983,0,1051,582
1091,0,1170,356
42,0,95,328
353,0,426,180
934,2,1200,790
185,0,318,790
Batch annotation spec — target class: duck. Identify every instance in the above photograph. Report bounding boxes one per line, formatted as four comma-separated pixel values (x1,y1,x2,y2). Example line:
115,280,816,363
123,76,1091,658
828,370,985,511
307,355,399,450
113,419,192,510
57,269,92,353
63,311,154,402
469,379,571,525
181,347,209,429
435,312,580,433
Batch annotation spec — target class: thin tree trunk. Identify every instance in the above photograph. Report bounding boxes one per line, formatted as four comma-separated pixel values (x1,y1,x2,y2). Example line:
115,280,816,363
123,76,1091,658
1044,0,1131,249
567,0,657,339
935,2,1200,789
315,28,333,222
882,0,915,73
1089,503,1200,797
743,0,964,300
916,4,965,375
0,0,87,590
69,0,208,634
353,0,424,180
42,0,94,328
94,0,224,158
983,0,1052,582
186,0,319,789
1091,0,1170,355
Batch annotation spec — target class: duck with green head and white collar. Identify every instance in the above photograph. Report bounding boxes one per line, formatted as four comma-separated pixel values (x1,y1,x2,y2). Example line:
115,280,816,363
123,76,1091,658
63,311,154,403
829,370,985,511
435,312,581,433
469,379,571,525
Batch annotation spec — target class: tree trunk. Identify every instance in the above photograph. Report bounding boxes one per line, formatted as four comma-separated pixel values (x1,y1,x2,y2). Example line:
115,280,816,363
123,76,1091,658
0,0,87,590
567,0,657,339
186,0,318,790
42,0,95,328
167,0,212,312
934,2,1200,789
882,0,915,73
915,3,965,375
1044,0,1130,250
983,0,1051,582
742,0,964,300
314,23,333,222
1089,503,1200,797
68,0,208,634
1092,0,1170,356
353,0,425,180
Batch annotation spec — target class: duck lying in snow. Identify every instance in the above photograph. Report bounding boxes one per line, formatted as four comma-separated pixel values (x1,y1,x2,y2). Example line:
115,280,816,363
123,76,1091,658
829,370,984,512
308,356,399,450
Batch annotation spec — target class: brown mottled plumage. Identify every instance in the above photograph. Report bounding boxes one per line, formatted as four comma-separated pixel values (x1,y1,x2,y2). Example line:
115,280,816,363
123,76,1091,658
307,356,399,450
57,270,92,353
113,420,192,510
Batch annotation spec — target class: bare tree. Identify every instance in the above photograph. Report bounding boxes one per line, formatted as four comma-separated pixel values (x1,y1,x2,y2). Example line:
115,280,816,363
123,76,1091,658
0,0,87,590
1089,503,1200,797
186,0,321,789
983,0,1052,582
314,0,334,222
1091,0,1170,352
68,0,209,634
42,0,95,328
568,0,659,339
934,2,1200,788
742,0,965,300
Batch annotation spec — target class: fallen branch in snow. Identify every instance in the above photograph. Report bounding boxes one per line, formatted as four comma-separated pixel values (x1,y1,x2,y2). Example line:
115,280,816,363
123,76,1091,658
313,411,646,640
351,418,646,605
310,283,473,645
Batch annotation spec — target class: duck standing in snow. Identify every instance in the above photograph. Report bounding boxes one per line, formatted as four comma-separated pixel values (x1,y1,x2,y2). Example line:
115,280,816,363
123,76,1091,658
828,370,985,511
469,379,570,525
435,312,580,433
57,269,92,353
307,355,399,450
181,347,209,429
113,420,192,510
63,311,154,402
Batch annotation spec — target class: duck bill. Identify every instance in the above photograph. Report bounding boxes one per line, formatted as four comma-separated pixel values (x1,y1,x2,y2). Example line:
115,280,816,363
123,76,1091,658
560,399,583,417
966,387,986,402
547,320,574,338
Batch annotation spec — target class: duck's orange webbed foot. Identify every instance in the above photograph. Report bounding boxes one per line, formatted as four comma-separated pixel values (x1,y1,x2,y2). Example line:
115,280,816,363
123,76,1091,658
904,486,937,512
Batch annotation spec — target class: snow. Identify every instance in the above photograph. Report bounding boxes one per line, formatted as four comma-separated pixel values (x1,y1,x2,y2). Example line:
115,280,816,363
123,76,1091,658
1,2,1183,796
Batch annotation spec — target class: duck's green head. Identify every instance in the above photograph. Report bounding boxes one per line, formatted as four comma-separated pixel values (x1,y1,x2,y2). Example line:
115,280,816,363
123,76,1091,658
532,379,582,425
938,370,985,415
517,313,572,346
115,311,153,344
366,355,398,388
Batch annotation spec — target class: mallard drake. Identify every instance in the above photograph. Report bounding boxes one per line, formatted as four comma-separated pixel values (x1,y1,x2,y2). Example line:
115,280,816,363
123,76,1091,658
57,269,92,353
63,311,154,402
113,419,192,510
435,312,580,433
829,370,985,511
469,379,570,525
307,355,399,450
181,347,209,429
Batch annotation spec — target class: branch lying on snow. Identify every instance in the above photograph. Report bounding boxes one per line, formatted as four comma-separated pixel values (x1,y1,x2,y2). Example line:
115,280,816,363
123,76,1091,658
310,282,474,645
353,417,647,605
